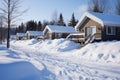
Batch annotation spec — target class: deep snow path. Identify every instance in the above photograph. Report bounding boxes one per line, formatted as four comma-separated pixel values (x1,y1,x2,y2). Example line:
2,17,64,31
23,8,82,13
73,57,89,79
9,43,120,80
0,45,56,80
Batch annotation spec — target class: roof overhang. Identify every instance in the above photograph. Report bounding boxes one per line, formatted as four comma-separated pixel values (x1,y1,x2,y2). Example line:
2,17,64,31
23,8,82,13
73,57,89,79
43,25,76,34
43,25,52,34
75,12,104,31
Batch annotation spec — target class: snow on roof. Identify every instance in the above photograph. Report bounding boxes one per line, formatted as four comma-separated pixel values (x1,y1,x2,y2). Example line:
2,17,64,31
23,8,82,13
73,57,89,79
68,33,85,36
26,31,43,36
66,33,85,39
44,25,76,34
16,33,25,37
75,11,120,29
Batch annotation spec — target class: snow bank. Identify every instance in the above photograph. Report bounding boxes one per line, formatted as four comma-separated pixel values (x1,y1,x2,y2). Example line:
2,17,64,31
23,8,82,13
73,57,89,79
11,39,120,64
74,41,120,63
0,61,56,80
0,45,56,80
34,39,80,53
11,39,80,53
0,61,41,80
3,39,120,79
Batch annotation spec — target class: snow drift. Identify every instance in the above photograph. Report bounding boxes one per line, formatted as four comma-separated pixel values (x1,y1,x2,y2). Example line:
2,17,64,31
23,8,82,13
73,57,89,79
11,39,120,64
34,39,80,52
74,41,120,63
0,60,56,80
11,39,80,53
0,61,41,80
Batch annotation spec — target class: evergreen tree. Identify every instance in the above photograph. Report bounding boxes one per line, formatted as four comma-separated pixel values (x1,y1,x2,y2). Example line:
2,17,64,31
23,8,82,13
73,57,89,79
20,23,25,32
68,13,77,27
34,21,37,30
42,20,49,30
37,21,42,31
49,20,56,25
17,23,25,33
57,13,66,26
18,26,21,32
15,27,18,34
26,20,37,31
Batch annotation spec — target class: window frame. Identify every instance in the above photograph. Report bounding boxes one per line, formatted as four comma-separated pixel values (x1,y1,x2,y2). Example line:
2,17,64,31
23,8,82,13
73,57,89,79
106,26,116,35
55,33,62,38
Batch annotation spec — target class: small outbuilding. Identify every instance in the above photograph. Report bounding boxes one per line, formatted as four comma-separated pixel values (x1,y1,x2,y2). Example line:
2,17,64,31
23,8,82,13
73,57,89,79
16,33,26,40
43,25,76,39
26,31,44,39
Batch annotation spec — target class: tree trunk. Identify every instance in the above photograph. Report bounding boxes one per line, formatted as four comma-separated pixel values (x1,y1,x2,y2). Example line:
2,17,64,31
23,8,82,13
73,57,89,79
7,0,11,48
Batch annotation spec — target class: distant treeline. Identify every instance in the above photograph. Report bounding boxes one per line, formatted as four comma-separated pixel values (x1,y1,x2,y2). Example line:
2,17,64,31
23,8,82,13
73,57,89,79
16,13,78,33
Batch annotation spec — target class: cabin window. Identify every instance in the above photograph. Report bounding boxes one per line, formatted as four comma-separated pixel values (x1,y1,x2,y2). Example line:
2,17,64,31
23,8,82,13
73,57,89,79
55,33,62,38
106,26,116,35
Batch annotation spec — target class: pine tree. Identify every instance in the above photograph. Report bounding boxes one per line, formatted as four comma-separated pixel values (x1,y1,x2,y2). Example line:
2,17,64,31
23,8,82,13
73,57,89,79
15,27,18,34
57,13,66,26
20,23,25,32
17,23,24,33
49,20,56,25
26,20,37,31
34,21,37,30
37,21,42,31
68,13,77,27
42,20,49,30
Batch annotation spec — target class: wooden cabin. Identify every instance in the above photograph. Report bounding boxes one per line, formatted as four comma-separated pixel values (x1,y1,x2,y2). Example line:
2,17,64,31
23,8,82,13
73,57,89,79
75,12,120,44
26,31,44,39
43,25,76,39
16,33,26,40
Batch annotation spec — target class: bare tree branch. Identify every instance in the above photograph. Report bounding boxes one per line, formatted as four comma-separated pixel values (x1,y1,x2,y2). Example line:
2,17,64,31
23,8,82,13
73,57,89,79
88,0,107,13
116,0,120,15
0,0,27,48
0,8,8,14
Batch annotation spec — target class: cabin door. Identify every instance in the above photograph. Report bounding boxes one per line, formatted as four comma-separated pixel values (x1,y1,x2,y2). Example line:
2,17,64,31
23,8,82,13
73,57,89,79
86,26,96,37
91,26,96,35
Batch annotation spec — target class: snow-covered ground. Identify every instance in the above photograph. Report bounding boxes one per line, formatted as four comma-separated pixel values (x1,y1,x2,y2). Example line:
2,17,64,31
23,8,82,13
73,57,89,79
0,39,120,80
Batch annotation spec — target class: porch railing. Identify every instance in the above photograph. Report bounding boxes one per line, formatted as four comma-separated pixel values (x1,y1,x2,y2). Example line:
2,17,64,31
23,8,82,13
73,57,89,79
85,33,101,44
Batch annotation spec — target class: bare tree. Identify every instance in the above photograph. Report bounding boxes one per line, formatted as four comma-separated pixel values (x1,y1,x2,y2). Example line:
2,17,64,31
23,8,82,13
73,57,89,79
0,16,4,44
51,10,58,22
0,0,26,48
116,0,120,15
51,10,58,25
88,0,107,13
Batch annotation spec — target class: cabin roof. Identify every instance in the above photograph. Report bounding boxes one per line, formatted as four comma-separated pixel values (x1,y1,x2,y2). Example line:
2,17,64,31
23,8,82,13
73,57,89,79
16,33,25,37
26,31,43,36
43,25,76,34
75,12,120,30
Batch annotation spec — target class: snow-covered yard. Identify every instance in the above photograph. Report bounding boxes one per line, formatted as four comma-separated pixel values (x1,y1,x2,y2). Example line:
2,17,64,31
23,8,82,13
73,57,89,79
0,39,120,80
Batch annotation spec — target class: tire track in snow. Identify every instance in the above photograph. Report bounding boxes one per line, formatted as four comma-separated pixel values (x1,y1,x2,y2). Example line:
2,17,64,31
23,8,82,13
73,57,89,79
10,45,120,80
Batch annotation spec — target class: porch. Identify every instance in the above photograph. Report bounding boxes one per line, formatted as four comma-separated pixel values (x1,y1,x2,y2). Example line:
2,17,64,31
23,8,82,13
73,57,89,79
67,32,101,45
66,33,85,43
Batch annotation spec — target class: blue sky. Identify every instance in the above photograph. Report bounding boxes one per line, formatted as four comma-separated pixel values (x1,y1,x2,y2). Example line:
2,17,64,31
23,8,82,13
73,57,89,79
22,0,89,23
0,0,116,25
